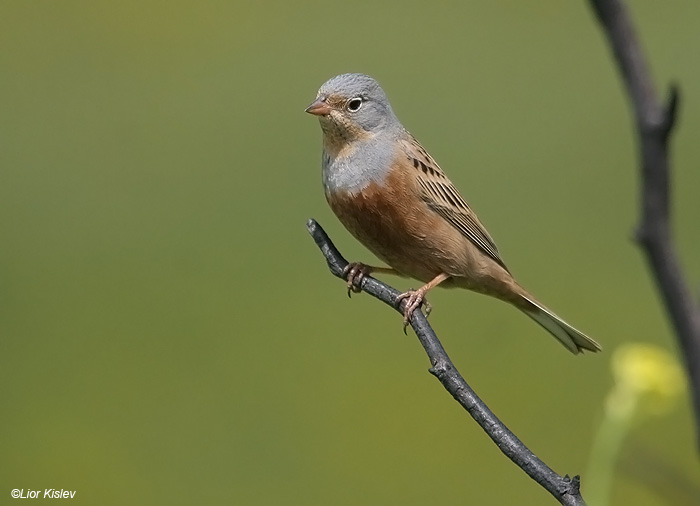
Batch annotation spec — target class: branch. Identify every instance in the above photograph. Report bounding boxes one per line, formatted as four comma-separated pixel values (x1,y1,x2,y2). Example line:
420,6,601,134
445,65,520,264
307,219,586,506
588,0,700,446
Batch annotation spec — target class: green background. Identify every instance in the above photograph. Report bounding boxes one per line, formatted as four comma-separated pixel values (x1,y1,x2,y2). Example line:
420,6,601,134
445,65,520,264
1,1,699,504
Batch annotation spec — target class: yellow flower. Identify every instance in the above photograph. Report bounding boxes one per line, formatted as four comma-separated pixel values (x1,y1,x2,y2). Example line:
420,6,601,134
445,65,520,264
608,343,685,417
588,343,685,506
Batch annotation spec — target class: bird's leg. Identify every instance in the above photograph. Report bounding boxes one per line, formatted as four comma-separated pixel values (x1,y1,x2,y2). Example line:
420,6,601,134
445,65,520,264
342,263,400,297
396,273,450,332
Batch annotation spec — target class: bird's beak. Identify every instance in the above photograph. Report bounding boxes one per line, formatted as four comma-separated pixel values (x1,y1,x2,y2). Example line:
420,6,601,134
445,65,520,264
305,98,331,116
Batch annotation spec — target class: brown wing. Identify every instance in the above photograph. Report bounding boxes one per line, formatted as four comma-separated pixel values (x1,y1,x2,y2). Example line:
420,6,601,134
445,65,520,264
400,134,509,272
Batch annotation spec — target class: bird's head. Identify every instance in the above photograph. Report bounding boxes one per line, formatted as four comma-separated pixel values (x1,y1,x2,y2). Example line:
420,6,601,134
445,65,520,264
306,73,400,144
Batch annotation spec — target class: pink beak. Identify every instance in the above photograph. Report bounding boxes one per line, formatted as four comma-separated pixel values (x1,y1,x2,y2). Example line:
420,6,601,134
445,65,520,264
305,98,331,116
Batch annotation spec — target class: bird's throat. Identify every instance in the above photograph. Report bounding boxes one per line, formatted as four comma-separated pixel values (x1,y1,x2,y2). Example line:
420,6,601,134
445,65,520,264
321,135,394,197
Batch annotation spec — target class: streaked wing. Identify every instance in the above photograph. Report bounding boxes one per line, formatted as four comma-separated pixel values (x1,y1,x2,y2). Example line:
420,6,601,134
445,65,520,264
400,134,509,272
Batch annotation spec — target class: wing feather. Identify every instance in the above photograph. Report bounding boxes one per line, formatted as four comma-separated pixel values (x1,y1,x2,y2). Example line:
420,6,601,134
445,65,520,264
400,135,509,272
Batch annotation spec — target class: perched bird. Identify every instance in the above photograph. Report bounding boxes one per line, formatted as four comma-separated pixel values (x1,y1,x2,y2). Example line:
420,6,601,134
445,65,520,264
306,73,601,354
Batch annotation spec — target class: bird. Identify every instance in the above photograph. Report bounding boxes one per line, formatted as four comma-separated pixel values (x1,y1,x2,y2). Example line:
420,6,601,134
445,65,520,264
305,73,601,354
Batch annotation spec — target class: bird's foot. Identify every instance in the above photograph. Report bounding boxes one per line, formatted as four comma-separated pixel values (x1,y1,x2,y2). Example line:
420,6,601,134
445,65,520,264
343,262,373,297
395,289,432,333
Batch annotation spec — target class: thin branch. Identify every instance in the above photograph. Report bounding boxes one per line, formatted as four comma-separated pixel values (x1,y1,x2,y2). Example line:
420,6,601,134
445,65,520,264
307,219,586,506
588,0,700,446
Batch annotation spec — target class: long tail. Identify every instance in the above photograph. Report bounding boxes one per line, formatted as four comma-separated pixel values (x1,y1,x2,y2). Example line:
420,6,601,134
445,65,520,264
519,295,601,354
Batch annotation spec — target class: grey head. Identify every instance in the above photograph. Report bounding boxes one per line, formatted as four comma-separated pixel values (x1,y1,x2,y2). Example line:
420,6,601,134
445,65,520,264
306,73,406,195
305,73,403,142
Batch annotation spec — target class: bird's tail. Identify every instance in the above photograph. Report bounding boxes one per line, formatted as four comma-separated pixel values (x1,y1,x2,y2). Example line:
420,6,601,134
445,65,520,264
519,294,601,354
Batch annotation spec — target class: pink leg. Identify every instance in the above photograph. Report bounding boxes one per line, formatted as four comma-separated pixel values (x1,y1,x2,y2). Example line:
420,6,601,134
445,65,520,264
395,273,451,331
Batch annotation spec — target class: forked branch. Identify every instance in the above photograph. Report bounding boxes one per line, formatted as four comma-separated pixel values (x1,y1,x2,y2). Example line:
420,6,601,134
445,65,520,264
588,0,700,445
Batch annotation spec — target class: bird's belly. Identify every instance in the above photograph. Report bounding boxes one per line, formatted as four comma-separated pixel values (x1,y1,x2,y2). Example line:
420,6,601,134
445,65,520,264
327,176,477,284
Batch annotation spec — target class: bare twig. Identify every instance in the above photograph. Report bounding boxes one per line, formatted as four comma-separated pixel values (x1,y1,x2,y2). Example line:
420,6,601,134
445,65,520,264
307,219,586,506
588,0,700,445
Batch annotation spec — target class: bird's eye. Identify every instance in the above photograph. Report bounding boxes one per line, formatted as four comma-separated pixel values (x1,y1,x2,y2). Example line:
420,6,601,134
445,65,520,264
347,97,363,112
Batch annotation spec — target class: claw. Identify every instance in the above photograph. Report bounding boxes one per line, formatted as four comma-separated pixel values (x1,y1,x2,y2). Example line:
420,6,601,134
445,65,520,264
396,288,430,331
343,262,371,297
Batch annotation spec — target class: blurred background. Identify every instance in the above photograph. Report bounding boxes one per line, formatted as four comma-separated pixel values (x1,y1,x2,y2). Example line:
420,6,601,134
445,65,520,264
1,1,699,504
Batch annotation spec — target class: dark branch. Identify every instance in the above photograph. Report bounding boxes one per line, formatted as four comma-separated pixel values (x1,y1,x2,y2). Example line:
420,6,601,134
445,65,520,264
307,219,586,506
588,0,700,446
